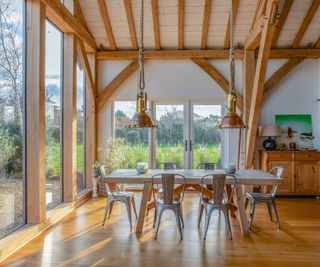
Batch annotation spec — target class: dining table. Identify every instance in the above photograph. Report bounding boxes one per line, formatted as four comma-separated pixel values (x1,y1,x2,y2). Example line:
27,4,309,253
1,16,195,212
103,169,282,235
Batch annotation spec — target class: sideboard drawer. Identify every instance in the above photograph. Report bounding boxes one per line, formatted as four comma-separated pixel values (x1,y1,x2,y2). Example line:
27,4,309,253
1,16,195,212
295,152,320,161
268,152,293,161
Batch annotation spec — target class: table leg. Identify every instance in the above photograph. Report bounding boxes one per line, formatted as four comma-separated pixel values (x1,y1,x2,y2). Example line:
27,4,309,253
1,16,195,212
234,182,249,235
226,185,236,217
136,181,152,234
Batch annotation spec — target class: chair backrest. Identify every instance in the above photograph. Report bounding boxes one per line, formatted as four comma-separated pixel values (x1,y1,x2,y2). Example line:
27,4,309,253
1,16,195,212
104,183,121,197
268,167,284,196
157,162,177,170
201,173,227,204
152,173,186,204
197,162,218,170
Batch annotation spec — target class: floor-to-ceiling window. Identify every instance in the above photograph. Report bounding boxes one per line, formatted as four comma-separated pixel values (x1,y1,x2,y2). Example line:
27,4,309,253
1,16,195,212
114,101,149,168
0,0,25,238
45,21,63,210
76,62,86,193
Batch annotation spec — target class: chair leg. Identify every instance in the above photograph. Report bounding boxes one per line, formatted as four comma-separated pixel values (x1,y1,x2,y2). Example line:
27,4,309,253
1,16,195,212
155,208,164,239
131,197,138,219
266,202,273,222
108,201,114,219
271,199,280,228
222,206,232,240
249,200,256,229
153,206,157,228
198,203,204,228
174,207,183,240
245,198,249,210
102,198,112,226
204,206,214,239
179,205,184,229
124,198,132,228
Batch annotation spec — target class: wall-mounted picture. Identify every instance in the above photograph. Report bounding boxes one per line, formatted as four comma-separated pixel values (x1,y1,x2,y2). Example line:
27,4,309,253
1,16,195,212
275,114,314,150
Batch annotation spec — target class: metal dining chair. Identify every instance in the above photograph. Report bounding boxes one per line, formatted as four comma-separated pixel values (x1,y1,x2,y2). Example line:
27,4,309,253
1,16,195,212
198,173,236,240
157,162,177,170
245,167,284,229
152,173,186,240
102,183,138,228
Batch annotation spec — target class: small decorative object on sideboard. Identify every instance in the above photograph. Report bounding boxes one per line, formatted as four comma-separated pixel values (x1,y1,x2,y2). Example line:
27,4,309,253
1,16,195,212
137,162,148,174
259,125,281,151
224,163,236,174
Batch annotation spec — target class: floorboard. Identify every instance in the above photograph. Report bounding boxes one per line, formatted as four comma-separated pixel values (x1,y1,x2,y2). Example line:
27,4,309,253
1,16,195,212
2,193,320,267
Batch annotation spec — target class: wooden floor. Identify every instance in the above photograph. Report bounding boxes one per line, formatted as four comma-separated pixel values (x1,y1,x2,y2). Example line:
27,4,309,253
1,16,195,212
2,193,320,267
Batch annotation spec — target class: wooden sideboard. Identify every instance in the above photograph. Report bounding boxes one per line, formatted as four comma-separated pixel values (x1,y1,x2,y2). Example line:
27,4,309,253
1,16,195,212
259,151,320,195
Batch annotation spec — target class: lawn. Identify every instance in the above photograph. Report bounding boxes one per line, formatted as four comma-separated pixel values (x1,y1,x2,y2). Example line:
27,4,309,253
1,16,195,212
124,143,221,169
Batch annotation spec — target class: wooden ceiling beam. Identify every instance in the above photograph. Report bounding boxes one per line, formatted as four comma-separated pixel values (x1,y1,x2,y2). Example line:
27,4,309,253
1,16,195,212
124,0,138,50
74,0,88,30
291,0,320,48
151,0,161,50
96,61,139,112
96,48,320,60
224,0,239,49
201,0,212,49
178,0,184,49
271,0,293,48
41,0,96,52
245,0,279,168
77,39,96,104
98,0,117,50
192,58,243,113
97,49,244,60
263,58,304,98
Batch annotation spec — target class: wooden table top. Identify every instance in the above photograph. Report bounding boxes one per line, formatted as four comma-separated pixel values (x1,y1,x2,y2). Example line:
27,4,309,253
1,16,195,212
103,169,282,185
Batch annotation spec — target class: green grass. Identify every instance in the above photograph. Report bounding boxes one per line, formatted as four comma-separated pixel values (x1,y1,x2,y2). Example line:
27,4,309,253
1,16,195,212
46,144,84,176
123,143,221,168
46,143,221,173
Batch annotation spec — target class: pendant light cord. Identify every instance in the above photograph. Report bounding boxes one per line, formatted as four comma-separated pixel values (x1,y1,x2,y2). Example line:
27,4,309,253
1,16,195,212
229,0,235,95
138,0,145,94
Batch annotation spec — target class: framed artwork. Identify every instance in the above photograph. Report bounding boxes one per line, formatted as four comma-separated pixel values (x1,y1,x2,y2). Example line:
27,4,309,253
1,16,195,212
275,114,314,150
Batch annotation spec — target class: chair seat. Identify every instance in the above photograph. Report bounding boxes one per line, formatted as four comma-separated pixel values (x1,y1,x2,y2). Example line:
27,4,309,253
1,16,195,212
246,192,273,200
107,191,134,198
155,198,181,205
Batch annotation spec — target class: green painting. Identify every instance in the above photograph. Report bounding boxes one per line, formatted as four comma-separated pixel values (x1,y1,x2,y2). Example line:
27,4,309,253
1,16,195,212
275,114,314,150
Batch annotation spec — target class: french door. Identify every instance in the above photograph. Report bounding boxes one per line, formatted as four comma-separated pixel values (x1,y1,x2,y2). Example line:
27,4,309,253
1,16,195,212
152,102,222,169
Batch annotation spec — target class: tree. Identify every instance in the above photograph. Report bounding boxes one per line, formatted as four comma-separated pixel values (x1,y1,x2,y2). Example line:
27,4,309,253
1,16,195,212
0,0,23,137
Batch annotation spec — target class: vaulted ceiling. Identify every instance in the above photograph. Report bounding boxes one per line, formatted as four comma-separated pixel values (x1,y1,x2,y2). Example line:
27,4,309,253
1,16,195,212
78,0,320,51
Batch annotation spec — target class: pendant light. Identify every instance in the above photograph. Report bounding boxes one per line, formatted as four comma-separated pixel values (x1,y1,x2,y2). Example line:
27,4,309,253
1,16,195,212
127,0,156,128
219,0,246,129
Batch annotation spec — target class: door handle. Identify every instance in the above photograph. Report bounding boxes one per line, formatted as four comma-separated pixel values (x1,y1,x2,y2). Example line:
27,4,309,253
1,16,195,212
189,140,193,152
184,140,188,151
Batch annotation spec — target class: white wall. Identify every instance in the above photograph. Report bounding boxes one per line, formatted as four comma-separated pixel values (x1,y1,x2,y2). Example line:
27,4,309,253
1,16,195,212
98,58,320,166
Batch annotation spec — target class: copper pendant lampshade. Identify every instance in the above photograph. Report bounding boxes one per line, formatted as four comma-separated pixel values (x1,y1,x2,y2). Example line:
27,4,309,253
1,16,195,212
127,0,156,128
219,0,246,129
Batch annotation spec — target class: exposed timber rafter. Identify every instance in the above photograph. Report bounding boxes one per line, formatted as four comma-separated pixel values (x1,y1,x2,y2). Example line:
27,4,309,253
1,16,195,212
96,61,139,112
98,0,117,50
201,0,212,49
245,0,279,168
151,0,161,50
41,0,97,52
224,0,239,49
124,0,138,50
271,0,293,48
178,0,184,49
192,58,244,113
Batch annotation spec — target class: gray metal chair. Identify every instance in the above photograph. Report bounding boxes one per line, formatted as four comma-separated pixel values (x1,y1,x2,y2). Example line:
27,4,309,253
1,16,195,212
157,162,177,170
198,173,235,240
245,167,284,229
152,173,186,240
102,183,138,228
